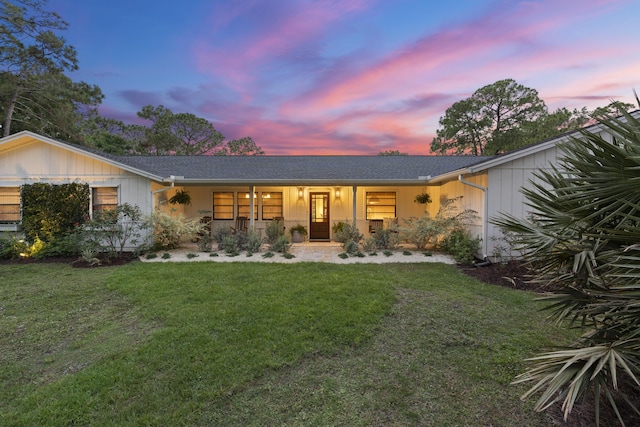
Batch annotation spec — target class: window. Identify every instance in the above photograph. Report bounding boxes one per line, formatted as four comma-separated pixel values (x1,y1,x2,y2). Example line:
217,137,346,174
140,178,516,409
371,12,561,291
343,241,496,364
238,192,258,220
261,192,283,220
212,192,234,220
92,187,118,214
366,192,396,220
0,187,20,223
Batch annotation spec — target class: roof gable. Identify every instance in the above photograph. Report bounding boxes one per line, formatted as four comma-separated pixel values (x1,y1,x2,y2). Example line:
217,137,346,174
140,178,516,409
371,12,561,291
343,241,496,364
0,131,164,181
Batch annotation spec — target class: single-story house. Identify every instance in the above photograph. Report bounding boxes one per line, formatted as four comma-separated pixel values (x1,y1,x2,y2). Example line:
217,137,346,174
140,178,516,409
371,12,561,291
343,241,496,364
0,115,633,257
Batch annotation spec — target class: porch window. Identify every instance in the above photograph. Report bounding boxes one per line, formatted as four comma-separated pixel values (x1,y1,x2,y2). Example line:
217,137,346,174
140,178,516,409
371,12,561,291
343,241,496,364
92,187,118,214
261,192,283,220
0,187,21,223
366,192,396,220
213,192,234,220
238,192,258,220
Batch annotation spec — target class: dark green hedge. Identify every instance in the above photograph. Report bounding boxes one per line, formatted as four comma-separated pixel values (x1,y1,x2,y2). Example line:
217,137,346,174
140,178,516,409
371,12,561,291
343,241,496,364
21,183,90,243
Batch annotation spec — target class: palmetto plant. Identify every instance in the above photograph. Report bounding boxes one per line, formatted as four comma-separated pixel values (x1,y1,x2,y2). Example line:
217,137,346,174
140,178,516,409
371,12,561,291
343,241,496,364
492,100,640,425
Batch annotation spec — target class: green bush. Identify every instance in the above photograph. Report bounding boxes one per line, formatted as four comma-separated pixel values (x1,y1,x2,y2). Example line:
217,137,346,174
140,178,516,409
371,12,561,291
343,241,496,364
21,183,90,244
343,240,359,255
399,216,439,250
333,221,362,253
399,197,478,250
372,228,399,250
146,209,203,251
85,203,148,257
220,235,239,254
0,237,27,259
361,236,376,252
243,230,263,253
439,228,481,264
36,230,84,258
264,218,285,245
197,232,212,252
271,234,290,253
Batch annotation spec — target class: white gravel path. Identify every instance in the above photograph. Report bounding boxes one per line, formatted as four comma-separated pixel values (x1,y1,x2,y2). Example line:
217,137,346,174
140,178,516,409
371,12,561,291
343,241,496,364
140,242,455,264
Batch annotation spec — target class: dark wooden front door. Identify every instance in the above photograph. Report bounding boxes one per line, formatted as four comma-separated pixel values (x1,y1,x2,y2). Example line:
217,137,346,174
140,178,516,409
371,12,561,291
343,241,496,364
309,192,330,240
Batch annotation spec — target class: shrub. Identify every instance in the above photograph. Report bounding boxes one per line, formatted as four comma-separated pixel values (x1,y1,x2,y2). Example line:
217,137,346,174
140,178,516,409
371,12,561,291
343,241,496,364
37,230,84,258
361,236,376,252
85,203,147,257
243,229,263,253
220,235,239,254
492,105,640,425
212,226,231,249
264,218,285,245
400,197,478,250
372,228,399,250
333,221,362,253
146,209,203,251
439,228,481,264
197,232,212,252
343,239,359,255
399,216,439,250
0,237,27,259
20,183,90,244
271,234,290,253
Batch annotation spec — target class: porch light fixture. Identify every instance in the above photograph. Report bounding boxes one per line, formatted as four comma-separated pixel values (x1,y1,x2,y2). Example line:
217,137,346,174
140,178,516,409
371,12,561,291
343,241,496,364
335,187,341,199
297,187,304,200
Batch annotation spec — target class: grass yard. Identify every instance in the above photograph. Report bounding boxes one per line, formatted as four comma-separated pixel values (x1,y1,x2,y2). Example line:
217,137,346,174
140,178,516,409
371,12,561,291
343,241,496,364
0,261,574,426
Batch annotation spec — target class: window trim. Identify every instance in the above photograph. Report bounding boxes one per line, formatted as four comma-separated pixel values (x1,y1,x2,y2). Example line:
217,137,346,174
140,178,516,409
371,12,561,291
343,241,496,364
261,191,283,220
212,191,234,220
212,191,284,221
0,187,21,223
91,186,119,216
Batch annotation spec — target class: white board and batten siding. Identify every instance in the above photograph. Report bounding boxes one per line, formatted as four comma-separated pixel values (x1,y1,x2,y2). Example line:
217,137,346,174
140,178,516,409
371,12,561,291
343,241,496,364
485,145,560,258
0,136,153,215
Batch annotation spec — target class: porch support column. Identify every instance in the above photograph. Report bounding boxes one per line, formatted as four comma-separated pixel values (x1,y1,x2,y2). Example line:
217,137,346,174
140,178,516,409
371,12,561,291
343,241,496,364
352,185,357,224
249,185,255,230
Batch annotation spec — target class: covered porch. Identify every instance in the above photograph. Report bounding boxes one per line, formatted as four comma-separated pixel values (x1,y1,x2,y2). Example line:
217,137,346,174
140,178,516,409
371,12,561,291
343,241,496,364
153,183,439,242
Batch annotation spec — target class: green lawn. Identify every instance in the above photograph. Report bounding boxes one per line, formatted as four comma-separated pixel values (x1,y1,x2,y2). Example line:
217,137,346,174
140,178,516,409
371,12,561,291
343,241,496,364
0,261,573,426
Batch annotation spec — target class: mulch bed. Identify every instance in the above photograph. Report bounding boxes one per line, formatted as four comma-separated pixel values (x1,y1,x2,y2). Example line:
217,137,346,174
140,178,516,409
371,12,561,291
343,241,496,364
457,259,538,291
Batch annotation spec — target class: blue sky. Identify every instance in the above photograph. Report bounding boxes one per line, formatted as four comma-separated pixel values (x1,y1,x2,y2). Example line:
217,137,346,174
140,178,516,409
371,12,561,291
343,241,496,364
50,0,640,154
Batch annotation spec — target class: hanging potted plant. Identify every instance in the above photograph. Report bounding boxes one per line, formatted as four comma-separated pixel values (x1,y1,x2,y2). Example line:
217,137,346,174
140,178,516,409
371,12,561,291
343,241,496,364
414,192,432,204
290,224,308,243
169,189,191,205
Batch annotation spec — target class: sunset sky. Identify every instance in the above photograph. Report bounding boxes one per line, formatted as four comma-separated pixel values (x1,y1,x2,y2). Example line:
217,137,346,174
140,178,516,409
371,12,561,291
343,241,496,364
50,0,640,155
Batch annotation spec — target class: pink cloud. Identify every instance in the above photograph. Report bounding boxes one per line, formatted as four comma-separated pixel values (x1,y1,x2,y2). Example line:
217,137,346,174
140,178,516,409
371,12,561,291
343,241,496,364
283,0,619,117
191,0,375,90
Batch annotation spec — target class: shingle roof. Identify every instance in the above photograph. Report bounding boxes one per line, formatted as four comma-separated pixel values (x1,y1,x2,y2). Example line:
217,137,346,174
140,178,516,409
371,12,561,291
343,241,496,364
111,155,494,185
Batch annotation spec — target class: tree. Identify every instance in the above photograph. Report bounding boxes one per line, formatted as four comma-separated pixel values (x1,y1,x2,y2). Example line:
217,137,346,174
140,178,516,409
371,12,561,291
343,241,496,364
520,107,591,142
0,0,101,137
220,136,265,156
431,79,547,155
81,115,138,155
133,104,263,156
492,102,640,426
591,100,635,120
378,149,408,156
135,105,223,155
1,70,103,141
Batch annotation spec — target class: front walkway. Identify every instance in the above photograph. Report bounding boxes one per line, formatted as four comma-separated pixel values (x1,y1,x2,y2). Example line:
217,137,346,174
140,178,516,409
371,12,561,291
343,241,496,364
141,242,455,264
